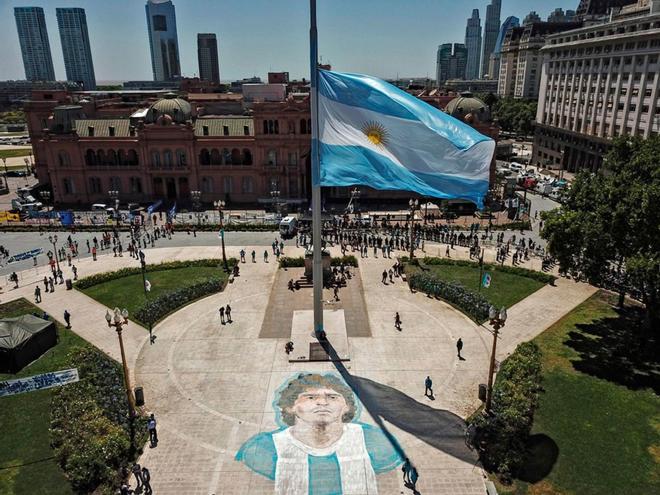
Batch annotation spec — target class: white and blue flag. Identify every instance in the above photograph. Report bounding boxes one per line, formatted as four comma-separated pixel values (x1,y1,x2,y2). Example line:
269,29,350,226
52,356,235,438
318,70,495,207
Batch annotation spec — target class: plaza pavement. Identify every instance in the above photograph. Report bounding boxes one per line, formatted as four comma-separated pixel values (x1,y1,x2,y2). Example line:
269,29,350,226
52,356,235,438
0,240,596,495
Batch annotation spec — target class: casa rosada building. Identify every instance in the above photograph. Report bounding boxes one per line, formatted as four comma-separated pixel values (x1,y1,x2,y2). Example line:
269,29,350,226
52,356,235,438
25,87,498,208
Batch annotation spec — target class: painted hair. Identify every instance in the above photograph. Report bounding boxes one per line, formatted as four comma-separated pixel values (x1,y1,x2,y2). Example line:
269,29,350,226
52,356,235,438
277,373,357,426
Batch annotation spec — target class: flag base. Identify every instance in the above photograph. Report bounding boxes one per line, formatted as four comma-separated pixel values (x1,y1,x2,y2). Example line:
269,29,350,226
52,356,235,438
288,309,350,362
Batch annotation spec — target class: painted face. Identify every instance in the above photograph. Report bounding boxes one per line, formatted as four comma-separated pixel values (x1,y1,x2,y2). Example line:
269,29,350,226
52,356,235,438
290,387,349,426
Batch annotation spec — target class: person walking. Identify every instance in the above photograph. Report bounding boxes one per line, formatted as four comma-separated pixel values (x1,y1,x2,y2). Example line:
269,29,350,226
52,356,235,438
141,466,152,495
92,246,97,261
63,310,71,329
34,286,41,303
49,277,55,292
72,265,78,280
388,268,394,283
264,250,269,262
147,413,158,447
402,457,412,484
445,245,450,257
382,270,388,284
456,337,463,359
333,285,339,301
43,276,49,293
424,376,433,397
225,304,232,323
131,463,143,491
394,312,401,331
251,250,256,263
219,306,225,325
240,249,246,263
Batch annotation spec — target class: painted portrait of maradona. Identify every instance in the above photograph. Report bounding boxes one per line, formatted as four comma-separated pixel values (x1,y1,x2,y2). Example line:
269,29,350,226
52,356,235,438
236,372,403,494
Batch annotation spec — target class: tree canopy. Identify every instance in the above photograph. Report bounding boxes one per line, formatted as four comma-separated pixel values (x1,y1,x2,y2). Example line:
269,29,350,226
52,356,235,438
541,136,660,329
491,97,537,137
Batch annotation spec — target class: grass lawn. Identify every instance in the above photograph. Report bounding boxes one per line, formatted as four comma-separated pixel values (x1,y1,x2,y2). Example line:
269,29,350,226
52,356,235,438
0,299,91,495
80,265,226,325
412,263,545,309
494,291,660,495
0,149,31,159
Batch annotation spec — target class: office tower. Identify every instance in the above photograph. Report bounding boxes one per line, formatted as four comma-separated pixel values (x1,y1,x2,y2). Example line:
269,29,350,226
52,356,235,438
522,11,542,25
14,7,55,81
547,8,577,23
56,8,96,90
481,0,501,78
197,33,220,83
436,43,467,85
465,9,482,80
576,0,638,19
489,16,519,81
145,0,181,81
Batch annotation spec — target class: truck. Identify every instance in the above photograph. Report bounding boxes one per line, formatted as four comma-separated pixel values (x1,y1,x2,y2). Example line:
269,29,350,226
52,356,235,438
279,216,298,238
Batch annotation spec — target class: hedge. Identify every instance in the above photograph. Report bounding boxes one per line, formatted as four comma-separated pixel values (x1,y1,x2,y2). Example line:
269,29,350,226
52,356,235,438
278,255,359,269
50,346,148,494
134,277,225,326
420,257,556,284
408,271,491,322
490,220,532,231
468,341,543,481
75,258,235,289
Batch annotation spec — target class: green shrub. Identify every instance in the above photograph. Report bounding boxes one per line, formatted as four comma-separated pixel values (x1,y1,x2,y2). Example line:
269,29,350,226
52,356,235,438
134,277,225,326
331,255,359,267
278,256,306,268
468,341,543,481
408,271,491,322
75,258,234,289
420,257,556,284
490,220,532,231
278,255,359,269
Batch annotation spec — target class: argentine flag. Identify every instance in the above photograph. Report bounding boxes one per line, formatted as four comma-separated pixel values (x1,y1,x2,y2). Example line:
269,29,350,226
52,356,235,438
318,70,495,208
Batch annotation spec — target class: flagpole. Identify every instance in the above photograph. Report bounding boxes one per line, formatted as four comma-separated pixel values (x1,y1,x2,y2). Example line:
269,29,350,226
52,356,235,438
310,0,323,334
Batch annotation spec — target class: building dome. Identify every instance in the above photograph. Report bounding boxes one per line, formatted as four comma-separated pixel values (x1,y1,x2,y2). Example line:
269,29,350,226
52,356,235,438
445,92,491,124
145,92,192,124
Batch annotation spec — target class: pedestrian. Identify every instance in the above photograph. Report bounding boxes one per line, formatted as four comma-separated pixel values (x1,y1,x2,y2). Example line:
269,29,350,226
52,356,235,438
63,310,71,329
394,312,401,331
72,265,78,280
456,337,463,359
424,376,433,397
219,306,225,324
240,249,246,263
131,463,143,490
141,466,152,495
264,250,268,262
382,270,388,284
49,277,55,292
43,276,49,293
410,466,419,490
445,245,450,257
11,272,18,288
251,250,256,263
34,286,41,303
333,285,339,301
92,246,97,261
388,268,394,283
147,413,158,447
119,482,130,495
402,457,412,484
225,304,232,323
86,239,90,253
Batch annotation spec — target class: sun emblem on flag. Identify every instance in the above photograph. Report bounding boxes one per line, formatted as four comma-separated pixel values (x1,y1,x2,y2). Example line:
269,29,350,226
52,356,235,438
361,121,389,147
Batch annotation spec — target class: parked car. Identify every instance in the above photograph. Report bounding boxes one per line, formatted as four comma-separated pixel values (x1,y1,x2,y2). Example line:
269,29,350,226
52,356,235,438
5,170,27,177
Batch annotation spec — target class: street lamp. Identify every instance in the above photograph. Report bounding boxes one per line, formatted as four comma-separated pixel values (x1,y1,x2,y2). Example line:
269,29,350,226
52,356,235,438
485,305,507,413
105,307,136,418
2,157,7,186
48,234,61,273
41,190,51,227
108,190,120,226
138,250,148,296
408,198,420,260
214,199,229,272
23,157,30,181
270,182,281,218
191,190,202,225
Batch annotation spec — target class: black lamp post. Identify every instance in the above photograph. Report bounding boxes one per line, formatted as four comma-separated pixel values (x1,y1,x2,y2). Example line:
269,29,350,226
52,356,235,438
408,198,419,259
270,182,281,218
109,190,120,226
191,190,202,225
214,199,228,272
48,234,61,272
485,305,507,413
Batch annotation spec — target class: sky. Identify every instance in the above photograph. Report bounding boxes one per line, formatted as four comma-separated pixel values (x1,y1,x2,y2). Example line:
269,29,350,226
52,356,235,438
0,0,579,83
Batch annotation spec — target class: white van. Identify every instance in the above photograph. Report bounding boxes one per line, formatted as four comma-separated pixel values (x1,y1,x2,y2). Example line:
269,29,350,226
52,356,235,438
91,203,108,211
279,216,298,238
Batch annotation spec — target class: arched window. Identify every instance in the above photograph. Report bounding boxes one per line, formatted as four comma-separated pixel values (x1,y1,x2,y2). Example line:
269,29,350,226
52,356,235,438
85,149,96,166
263,120,269,135
242,149,253,165
300,119,307,134
151,150,161,167
108,149,118,165
97,149,106,165
210,148,221,165
176,149,187,167
163,149,173,168
267,149,277,166
118,150,127,166
128,149,139,165
200,149,210,165
222,148,231,165
57,151,70,167
231,148,241,165
268,120,274,134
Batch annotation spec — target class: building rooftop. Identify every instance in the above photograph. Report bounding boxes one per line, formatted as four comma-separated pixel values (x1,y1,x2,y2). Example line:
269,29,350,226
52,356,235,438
75,119,131,137
194,117,254,137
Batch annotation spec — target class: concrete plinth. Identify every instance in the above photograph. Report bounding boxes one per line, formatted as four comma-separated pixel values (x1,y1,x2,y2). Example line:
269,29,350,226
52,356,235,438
288,309,350,362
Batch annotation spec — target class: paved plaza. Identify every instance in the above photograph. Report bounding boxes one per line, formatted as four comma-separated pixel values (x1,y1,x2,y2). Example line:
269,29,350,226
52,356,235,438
0,238,596,494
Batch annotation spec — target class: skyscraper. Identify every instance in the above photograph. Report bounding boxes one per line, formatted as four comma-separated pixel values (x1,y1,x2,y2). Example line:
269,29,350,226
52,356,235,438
436,43,467,85
481,0,501,78
14,7,55,82
56,8,96,90
197,33,220,83
489,15,519,81
145,0,181,81
464,9,482,80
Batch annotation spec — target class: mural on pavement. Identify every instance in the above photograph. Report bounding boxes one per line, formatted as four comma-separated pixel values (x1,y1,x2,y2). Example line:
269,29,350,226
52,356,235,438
236,372,403,494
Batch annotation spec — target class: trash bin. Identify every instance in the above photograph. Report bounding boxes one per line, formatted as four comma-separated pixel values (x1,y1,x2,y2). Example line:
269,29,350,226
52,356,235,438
134,386,145,407
65,279,73,290
478,383,487,402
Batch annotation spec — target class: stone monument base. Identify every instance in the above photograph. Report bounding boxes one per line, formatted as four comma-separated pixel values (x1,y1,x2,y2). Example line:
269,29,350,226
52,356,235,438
288,309,350,362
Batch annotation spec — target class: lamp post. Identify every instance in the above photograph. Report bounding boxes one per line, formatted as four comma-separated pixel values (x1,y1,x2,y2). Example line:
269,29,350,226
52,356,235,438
1,157,7,189
105,307,136,418
48,234,61,272
485,305,507,413
139,250,148,296
23,157,30,184
270,182,281,218
408,198,419,260
108,190,120,226
214,199,229,272
191,190,202,225
350,187,361,238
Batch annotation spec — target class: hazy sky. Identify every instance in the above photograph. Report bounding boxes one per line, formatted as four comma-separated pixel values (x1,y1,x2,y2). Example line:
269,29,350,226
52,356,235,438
0,0,578,82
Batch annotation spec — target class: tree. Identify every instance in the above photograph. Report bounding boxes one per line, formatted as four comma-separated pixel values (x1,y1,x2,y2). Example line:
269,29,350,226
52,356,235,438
491,98,537,136
541,136,660,330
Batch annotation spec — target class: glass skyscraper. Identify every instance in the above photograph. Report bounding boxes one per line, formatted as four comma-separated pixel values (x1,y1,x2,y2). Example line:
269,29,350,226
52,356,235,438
465,9,482,80
481,0,501,78
56,8,96,90
197,33,220,83
145,0,181,81
14,7,55,82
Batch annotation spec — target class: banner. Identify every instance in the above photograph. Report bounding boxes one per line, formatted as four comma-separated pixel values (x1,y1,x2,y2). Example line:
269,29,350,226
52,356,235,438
482,272,491,288
147,200,163,215
7,247,43,263
58,210,74,226
0,369,79,398
0,211,20,223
